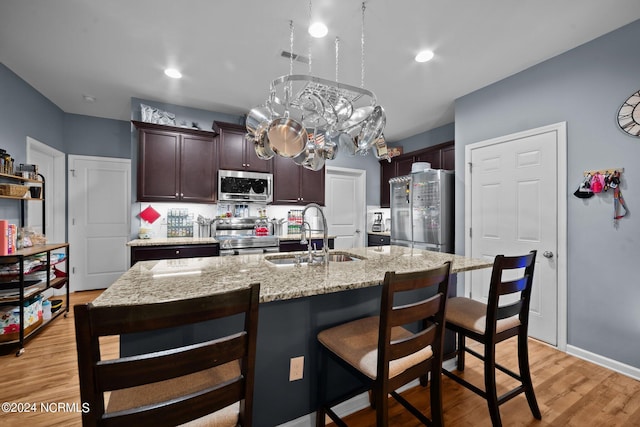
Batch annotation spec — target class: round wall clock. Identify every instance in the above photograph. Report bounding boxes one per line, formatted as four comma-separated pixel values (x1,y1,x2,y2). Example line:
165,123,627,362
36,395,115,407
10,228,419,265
617,89,640,137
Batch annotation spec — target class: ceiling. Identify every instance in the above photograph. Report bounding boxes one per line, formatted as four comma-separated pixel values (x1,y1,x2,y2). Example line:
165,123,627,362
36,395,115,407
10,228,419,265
2,0,640,142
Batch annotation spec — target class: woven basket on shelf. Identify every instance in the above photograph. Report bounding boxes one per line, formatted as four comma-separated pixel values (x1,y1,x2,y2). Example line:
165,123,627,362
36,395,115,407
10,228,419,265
0,184,29,197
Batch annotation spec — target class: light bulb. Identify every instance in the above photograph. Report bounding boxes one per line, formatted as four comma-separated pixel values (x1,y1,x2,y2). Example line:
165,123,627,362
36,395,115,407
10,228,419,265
308,22,328,38
414,50,435,63
164,68,183,79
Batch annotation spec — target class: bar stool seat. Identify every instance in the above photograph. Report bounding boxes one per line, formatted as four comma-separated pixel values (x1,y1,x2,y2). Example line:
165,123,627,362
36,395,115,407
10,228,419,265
106,361,241,427
446,297,520,335
318,316,434,380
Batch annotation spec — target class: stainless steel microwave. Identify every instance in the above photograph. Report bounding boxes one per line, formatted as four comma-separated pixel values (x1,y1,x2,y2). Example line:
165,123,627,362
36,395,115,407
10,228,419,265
218,170,273,203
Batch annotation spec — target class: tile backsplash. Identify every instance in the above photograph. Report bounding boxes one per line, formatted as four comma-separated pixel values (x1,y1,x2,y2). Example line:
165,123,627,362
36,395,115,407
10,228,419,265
134,203,314,239
134,203,388,239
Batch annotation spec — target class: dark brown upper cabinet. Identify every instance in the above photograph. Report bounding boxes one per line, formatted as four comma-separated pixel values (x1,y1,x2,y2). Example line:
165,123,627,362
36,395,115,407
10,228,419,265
213,121,272,173
134,121,218,203
273,155,325,206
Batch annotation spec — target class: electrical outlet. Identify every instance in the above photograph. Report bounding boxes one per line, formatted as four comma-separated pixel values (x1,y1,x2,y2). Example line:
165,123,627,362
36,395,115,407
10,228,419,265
289,356,304,381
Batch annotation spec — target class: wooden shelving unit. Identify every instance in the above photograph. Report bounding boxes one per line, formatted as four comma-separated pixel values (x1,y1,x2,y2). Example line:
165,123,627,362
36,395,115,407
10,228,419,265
0,244,70,356
0,173,69,356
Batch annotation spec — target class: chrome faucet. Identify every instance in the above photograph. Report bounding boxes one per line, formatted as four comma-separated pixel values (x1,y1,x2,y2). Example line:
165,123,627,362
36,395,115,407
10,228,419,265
300,203,329,265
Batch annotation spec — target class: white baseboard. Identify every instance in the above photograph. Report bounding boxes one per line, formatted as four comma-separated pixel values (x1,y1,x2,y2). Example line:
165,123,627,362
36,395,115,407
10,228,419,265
566,345,640,381
280,350,640,427
278,360,458,427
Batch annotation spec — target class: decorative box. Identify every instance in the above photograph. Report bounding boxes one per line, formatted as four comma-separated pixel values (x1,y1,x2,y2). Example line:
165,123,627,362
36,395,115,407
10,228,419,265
0,295,43,342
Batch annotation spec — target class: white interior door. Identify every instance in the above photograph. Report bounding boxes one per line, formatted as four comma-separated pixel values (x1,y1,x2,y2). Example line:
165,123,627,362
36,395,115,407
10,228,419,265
465,123,567,346
68,155,131,291
26,137,65,243
325,167,366,249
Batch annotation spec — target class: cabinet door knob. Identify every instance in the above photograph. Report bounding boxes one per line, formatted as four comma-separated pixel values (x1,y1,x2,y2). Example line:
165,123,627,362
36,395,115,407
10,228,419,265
180,193,184,197
175,193,179,197
246,164,250,167
175,250,180,254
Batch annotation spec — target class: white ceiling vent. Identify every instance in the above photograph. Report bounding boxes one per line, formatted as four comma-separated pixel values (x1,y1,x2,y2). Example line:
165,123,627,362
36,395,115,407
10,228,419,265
280,50,309,64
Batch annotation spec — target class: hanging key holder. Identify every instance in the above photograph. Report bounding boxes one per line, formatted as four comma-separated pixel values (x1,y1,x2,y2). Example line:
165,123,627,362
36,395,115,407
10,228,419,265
579,168,628,224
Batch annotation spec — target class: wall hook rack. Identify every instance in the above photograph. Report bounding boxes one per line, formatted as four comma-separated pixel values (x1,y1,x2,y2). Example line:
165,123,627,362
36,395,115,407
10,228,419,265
582,167,624,176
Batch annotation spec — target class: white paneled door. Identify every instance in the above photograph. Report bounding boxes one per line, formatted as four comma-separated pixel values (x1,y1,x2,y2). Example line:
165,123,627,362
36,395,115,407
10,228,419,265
68,156,131,291
26,137,66,244
466,123,567,346
325,167,366,249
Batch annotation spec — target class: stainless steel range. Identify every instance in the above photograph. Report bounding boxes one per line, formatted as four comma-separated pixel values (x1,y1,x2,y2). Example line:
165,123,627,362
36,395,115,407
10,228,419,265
215,217,280,256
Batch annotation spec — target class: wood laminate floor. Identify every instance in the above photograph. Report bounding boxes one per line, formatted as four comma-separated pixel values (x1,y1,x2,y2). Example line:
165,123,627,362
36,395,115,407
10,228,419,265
329,338,640,427
1,290,639,426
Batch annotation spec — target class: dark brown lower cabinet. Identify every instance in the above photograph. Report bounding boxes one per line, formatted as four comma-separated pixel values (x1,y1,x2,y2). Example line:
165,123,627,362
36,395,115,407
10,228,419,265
130,244,219,266
279,239,334,252
367,234,390,246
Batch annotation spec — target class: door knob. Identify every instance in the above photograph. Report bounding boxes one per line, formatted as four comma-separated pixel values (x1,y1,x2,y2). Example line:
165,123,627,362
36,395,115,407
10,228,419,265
543,251,553,258
355,229,361,233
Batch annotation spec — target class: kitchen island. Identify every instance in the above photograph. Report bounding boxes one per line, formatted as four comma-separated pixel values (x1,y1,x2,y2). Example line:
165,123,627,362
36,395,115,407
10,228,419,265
93,246,491,426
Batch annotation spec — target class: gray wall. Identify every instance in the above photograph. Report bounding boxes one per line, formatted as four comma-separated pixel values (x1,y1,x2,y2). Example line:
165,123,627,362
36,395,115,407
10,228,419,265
390,122,454,154
455,20,640,369
0,63,65,223
0,63,65,155
64,113,130,158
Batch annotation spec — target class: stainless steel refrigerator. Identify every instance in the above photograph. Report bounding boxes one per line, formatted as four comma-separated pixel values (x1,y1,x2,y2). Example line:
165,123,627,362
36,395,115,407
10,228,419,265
390,169,454,253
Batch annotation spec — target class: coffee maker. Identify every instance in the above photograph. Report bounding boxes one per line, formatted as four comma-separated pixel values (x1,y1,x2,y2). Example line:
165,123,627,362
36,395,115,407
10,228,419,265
372,212,384,232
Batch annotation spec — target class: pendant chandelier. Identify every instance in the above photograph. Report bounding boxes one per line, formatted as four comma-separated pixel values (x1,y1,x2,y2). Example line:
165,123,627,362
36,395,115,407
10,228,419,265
246,2,390,171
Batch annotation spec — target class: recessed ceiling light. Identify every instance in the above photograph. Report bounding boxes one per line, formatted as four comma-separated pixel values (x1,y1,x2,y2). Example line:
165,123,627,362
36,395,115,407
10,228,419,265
308,22,328,38
415,50,435,63
82,94,96,103
164,68,182,79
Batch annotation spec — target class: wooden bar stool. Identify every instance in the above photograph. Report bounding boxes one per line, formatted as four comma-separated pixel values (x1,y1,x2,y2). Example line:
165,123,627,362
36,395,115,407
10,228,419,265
442,251,541,427
74,282,260,427
316,263,451,427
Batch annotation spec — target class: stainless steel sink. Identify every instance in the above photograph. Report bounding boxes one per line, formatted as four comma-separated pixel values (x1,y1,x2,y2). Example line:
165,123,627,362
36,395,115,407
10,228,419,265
265,256,309,265
325,254,359,262
264,252,363,266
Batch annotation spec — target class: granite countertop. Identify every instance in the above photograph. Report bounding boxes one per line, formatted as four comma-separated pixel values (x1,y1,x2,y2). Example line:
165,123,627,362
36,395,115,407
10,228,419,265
278,234,336,241
127,237,219,246
93,246,492,307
